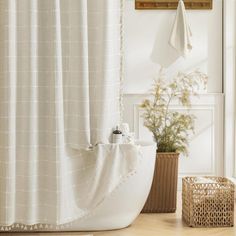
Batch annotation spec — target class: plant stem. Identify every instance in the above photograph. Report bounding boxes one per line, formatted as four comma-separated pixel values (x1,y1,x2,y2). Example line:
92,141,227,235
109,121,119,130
163,93,174,144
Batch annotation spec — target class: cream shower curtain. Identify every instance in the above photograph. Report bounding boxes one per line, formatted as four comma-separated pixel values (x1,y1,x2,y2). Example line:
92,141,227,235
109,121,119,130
0,0,125,227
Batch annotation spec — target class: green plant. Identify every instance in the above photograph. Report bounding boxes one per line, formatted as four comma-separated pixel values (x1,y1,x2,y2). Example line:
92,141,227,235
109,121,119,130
140,70,208,155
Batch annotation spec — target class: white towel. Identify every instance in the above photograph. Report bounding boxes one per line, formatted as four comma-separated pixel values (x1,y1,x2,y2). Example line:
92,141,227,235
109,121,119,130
169,0,192,57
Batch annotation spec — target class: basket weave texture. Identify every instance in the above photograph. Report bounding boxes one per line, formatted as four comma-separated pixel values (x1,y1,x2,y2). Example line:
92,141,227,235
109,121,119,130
182,176,235,227
142,152,179,213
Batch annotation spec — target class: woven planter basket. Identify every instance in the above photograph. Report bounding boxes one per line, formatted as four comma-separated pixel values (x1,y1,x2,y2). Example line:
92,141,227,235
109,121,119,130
142,152,179,213
182,176,234,227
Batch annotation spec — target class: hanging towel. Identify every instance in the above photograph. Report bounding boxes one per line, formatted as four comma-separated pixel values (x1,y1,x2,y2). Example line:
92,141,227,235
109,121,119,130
169,0,192,57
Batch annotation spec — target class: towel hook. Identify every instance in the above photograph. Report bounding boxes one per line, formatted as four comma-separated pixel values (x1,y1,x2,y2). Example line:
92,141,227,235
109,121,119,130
135,0,213,10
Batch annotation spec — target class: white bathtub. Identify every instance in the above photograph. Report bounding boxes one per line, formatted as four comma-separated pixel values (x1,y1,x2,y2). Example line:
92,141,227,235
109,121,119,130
67,141,156,231
5,141,156,232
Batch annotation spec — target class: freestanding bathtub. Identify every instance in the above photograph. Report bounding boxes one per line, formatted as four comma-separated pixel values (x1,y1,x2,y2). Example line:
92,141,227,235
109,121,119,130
4,141,156,232
65,141,156,231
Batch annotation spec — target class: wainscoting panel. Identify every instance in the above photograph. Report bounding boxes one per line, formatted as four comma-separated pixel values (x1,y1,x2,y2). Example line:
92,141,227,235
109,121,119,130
123,93,224,189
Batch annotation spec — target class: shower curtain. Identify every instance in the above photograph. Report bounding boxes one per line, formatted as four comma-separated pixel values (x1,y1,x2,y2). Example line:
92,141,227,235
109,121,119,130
0,0,132,228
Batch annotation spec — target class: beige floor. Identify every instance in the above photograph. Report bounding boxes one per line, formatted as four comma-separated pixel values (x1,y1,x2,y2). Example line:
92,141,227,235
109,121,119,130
2,195,236,236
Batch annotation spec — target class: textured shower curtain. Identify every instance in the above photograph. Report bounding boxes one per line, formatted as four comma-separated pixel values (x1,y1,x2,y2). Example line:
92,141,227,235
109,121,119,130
0,0,128,227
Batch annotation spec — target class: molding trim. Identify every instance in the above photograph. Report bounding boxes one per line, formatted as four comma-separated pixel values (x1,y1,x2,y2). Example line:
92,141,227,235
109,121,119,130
123,93,224,180
133,104,215,174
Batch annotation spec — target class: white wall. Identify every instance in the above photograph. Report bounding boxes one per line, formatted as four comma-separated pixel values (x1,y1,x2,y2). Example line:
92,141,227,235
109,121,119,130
124,0,222,93
224,0,236,178
123,0,224,182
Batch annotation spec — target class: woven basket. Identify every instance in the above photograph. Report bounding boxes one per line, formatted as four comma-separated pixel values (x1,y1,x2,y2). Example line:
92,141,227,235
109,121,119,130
142,152,179,213
182,176,235,227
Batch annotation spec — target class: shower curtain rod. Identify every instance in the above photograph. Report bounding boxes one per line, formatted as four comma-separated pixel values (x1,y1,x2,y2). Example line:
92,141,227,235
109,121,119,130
135,0,213,10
